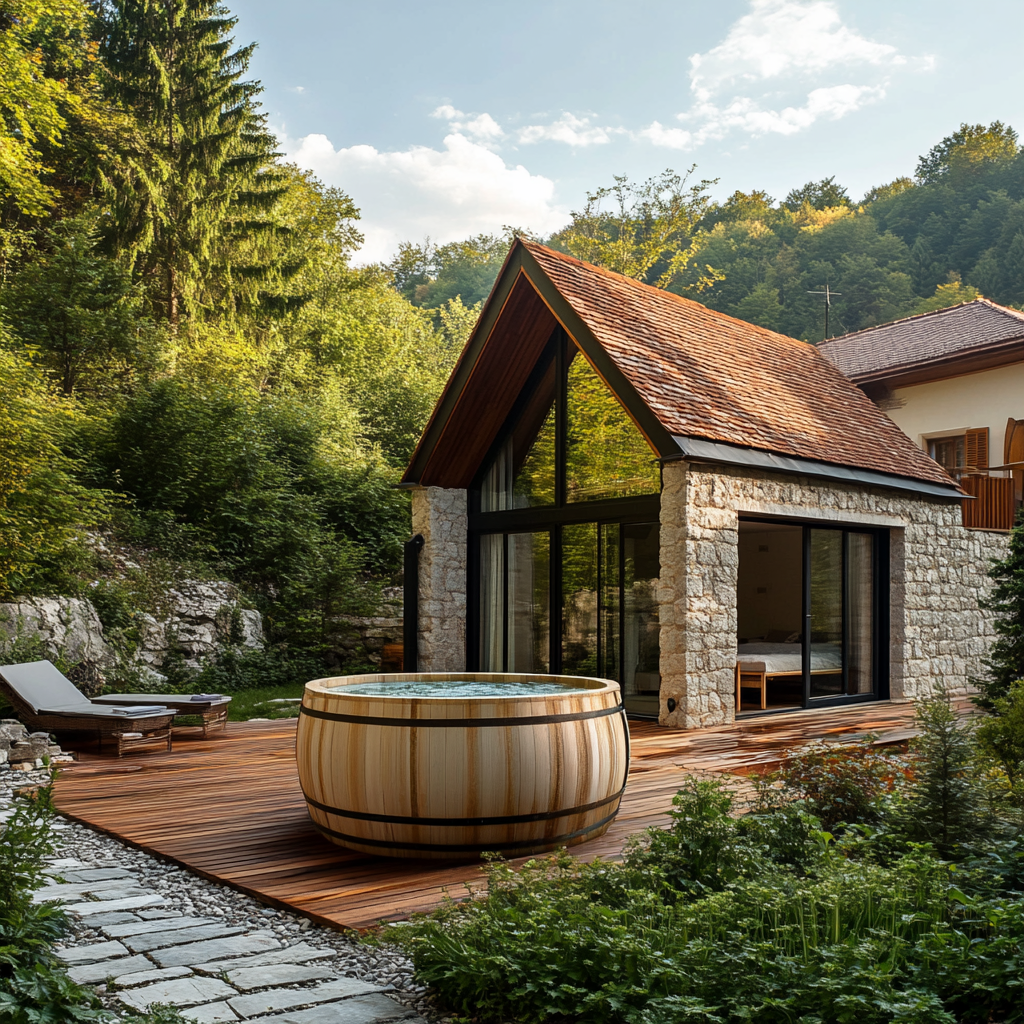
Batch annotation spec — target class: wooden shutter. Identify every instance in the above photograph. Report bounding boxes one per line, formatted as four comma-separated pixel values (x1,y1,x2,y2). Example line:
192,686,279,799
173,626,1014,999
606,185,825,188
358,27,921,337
965,427,989,471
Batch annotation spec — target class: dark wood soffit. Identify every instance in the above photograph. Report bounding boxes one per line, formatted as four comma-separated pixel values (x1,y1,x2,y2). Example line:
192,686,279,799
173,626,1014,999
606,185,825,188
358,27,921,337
402,245,526,484
850,338,1024,391
417,271,559,488
518,248,679,460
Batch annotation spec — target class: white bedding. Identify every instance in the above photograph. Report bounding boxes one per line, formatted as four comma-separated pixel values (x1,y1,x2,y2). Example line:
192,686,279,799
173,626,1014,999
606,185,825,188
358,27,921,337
737,642,842,675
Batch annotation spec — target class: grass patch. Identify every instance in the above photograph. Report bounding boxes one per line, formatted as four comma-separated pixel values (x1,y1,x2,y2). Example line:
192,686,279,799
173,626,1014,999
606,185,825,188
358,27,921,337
224,682,306,721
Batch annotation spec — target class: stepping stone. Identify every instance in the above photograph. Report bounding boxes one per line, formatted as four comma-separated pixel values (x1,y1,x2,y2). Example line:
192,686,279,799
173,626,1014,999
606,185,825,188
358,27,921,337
70,895,166,916
228,976,384,1019
68,955,154,985
39,878,147,897
112,966,194,988
60,868,135,882
57,940,130,965
139,909,183,919
64,887,154,902
104,916,218,939
126,923,247,953
188,1001,240,1022
151,932,282,969
80,912,142,929
44,858,86,871
247,995,418,1024
225,962,336,991
119,975,237,1011
193,943,337,974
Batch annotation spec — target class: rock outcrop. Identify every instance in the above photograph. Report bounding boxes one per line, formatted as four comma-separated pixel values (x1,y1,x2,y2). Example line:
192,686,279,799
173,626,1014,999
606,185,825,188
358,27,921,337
0,598,116,693
134,580,263,672
0,582,263,690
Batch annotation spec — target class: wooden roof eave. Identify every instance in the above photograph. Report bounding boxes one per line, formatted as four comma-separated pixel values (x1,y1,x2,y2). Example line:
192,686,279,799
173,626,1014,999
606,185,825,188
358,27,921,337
401,242,681,488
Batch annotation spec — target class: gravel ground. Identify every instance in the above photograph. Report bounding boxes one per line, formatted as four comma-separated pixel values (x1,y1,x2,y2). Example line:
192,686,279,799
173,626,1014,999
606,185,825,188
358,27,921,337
2,764,454,1023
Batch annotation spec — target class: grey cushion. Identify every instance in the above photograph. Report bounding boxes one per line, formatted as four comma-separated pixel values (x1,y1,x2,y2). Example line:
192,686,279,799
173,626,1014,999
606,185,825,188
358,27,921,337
0,660,90,714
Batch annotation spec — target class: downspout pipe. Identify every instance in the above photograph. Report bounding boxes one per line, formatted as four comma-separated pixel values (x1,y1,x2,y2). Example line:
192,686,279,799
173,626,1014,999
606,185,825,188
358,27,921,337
403,534,425,672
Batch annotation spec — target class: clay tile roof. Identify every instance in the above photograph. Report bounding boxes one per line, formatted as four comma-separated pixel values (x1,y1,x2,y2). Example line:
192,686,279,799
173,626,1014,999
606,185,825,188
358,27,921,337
521,241,954,488
818,298,1024,381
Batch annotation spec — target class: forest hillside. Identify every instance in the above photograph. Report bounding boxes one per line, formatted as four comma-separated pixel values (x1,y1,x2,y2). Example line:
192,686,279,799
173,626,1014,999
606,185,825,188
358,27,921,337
0,0,1020,696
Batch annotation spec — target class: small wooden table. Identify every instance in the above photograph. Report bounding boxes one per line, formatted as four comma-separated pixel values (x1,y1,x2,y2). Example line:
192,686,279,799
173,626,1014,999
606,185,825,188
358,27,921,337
94,694,231,737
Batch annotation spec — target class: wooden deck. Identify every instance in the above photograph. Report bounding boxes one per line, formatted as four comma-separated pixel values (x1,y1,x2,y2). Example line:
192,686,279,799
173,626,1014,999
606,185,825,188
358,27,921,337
53,700,928,930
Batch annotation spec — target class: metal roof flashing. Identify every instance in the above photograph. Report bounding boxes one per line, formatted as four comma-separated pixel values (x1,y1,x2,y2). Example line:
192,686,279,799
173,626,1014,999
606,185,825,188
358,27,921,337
667,436,963,502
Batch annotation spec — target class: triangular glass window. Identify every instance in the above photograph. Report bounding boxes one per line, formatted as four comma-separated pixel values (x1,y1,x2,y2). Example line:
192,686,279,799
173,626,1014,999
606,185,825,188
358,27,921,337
565,347,659,502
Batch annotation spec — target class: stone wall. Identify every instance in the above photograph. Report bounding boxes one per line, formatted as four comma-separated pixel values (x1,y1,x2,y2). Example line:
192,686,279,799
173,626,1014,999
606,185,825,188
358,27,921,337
411,486,468,671
658,461,1010,729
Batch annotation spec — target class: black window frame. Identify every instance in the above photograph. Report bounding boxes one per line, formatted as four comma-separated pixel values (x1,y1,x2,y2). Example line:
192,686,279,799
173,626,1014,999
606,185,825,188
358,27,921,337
740,513,890,711
468,327,662,673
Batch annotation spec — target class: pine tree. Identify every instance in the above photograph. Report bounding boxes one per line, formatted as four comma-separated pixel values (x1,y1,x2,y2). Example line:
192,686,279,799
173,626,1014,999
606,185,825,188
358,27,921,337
978,515,1024,707
97,0,285,323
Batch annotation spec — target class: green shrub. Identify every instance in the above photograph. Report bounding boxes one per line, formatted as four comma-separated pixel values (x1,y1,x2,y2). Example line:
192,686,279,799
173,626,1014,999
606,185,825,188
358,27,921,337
977,679,1024,806
892,683,992,857
763,737,913,832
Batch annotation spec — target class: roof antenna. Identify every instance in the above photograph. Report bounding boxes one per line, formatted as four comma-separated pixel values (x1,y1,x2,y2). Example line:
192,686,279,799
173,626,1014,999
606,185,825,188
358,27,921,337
807,283,841,341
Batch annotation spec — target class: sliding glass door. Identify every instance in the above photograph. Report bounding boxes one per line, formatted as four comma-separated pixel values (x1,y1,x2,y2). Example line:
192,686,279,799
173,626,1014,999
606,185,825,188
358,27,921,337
739,519,887,713
475,519,661,716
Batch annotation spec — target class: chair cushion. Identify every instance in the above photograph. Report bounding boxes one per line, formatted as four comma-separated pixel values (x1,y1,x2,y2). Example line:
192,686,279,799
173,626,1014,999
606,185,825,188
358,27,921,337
0,660,90,714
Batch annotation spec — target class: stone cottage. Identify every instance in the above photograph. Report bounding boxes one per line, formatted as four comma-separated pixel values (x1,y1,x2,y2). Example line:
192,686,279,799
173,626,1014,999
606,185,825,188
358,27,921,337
400,240,1008,729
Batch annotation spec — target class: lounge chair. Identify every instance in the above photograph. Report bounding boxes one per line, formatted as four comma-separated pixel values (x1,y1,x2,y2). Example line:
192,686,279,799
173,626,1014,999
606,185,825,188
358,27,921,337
0,660,175,757
92,692,230,737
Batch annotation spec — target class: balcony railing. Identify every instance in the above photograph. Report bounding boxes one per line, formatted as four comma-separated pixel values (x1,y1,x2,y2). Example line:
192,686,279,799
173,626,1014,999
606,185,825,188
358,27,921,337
959,471,1017,531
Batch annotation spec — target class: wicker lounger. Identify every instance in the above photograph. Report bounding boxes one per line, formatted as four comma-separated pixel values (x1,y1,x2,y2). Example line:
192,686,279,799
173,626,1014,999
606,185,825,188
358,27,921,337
93,693,230,737
0,660,175,757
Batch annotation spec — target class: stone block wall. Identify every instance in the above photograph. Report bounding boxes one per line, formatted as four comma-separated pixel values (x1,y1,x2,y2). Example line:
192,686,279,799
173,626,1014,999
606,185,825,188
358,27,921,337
411,486,468,671
658,462,1010,729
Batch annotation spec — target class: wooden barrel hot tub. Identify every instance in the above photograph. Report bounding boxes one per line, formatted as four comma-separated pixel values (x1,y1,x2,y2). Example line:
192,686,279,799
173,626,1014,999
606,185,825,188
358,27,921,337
296,672,630,859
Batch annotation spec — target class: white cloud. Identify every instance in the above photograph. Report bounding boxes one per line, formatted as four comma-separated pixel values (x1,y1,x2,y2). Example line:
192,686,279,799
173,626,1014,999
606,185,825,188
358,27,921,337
518,113,619,147
636,121,694,150
283,130,567,263
639,0,921,151
431,105,504,143
689,0,899,97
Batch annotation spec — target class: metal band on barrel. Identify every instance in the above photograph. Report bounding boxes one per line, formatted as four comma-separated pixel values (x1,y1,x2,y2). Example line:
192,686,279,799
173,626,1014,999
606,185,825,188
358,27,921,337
299,702,622,729
303,785,625,828
309,806,621,854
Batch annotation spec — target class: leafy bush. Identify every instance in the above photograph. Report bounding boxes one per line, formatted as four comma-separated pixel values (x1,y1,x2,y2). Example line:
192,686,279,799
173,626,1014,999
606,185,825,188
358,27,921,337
387,789,1024,1024
383,703,1024,1024
762,737,913,831
977,679,1024,806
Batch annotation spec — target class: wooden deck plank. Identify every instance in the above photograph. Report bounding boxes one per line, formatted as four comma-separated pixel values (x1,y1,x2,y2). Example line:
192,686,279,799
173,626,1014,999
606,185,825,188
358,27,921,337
51,700,934,930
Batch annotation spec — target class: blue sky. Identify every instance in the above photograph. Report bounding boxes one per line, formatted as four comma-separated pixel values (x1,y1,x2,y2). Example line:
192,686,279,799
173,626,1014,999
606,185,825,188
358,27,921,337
232,0,1024,262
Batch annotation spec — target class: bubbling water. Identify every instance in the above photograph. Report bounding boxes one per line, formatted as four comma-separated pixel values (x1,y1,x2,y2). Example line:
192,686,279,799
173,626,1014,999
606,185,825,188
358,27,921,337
329,679,597,698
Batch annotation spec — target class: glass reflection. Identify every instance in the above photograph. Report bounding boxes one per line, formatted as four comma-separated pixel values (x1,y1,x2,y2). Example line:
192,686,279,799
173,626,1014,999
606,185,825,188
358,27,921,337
623,523,661,713
809,529,844,698
561,523,599,676
846,533,874,694
565,349,660,503
508,532,550,673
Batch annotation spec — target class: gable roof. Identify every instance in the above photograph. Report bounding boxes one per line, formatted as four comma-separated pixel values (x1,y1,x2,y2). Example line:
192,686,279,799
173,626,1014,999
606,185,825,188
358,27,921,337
402,240,957,494
819,298,1024,385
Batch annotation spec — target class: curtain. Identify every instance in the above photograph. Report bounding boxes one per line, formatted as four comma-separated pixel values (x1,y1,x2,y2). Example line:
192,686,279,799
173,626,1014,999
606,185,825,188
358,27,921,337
479,534,504,670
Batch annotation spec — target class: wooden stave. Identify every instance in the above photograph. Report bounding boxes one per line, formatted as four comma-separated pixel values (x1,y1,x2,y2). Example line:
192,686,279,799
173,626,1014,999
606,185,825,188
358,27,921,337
296,673,629,860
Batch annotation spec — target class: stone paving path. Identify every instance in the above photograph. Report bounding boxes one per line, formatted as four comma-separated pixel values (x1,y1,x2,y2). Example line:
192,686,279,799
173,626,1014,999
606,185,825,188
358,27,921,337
3,765,442,1024
40,861,427,1024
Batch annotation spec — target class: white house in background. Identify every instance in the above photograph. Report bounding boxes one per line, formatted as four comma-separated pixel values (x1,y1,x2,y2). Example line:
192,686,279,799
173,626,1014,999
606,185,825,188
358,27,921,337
820,299,1024,531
